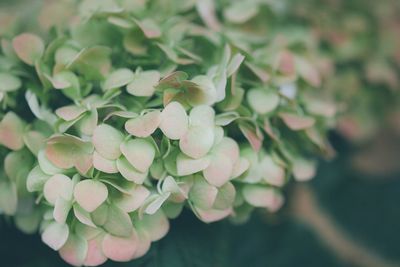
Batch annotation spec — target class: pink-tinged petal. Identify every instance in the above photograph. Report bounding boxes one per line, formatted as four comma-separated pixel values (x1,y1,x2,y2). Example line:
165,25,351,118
296,57,321,87
103,68,134,90
93,151,118,174
134,19,161,39
159,101,189,140
247,89,279,115
176,153,211,176
196,0,221,31
231,157,250,178
213,137,240,164
292,159,316,182
144,193,171,215
115,185,150,213
0,112,25,150
203,154,233,187
132,229,151,259
59,234,88,267
84,236,107,267
125,110,161,137
127,70,160,97
54,197,72,224
12,33,44,65
135,210,169,241
179,126,214,159
56,105,86,121
77,109,98,136
120,139,155,173
102,232,138,262
73,204,96,228
259,155,286,187
245,62,270,83
263,119,279,141
242,185,284,212
45,135,94,170
41,222,69,250
23,131,46,156
92,124,124,160
43,174,73,205
238,123,263,152
189,175,218,210
279,113,315,130
116,157,148,184
38,149,63,175
74,180,108,212
188,105,215,127
277,50,295,76
195,207,232,223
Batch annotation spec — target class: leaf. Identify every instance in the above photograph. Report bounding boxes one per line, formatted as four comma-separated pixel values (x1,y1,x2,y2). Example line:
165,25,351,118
74,180,108,212
12,33,45,65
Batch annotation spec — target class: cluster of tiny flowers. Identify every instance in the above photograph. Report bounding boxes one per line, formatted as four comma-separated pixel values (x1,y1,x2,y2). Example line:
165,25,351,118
0,0,336,266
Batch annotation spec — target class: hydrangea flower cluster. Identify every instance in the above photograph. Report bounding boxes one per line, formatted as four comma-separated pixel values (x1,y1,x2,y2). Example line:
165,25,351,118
0,0,335,265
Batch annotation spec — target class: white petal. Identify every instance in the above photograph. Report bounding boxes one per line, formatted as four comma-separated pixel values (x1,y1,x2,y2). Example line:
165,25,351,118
159,101,188,140
179,126,214,159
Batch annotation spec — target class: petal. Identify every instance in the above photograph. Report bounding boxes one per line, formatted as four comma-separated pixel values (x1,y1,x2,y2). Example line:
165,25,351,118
41,222,69,250
74,180,108,212
203,154,233,187
188,105,215,127
247,89,280,114
0,72,21,92
59,234,88,267
176,153,211,176
102,205,133,238
54,197,72,224
120,139,155,173
213,182,236,210
12,33,44,65
38,149,63,175
292,159,316,181
213,137,240,164
73,204,96,227
242,185,284,211
27,165,51,192
189,175,218,210
195,207,232,223
125,110,161,137
231,157,250,178
127,70,160,96
84,236,107,266
43,174,73,205
132,229,151,259
102,232,138,262
159,101,189,140
179,126,214,159
259,155,286,187
56,105,86,121
144,193,171,215
115,185,150,213
92,124,124,160
279,113,316,130
116,157,148,184
0,112,25,150
103,68,134,90
135,210,169,241
93,151,118,173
